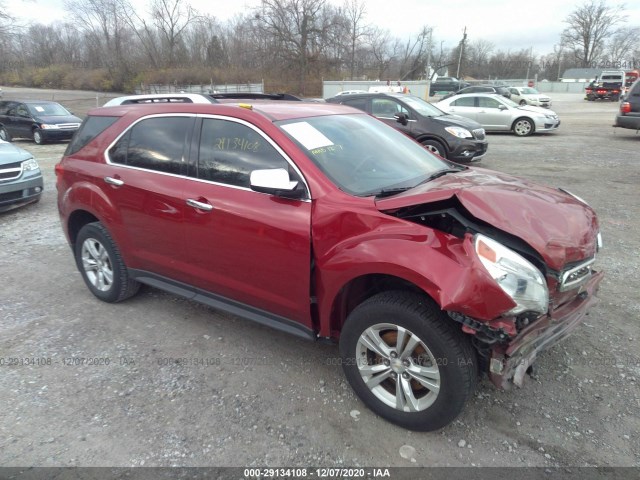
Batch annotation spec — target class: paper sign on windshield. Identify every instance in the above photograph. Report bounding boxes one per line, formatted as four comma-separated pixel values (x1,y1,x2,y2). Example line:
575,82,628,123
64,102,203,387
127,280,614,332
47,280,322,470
281,122,334,151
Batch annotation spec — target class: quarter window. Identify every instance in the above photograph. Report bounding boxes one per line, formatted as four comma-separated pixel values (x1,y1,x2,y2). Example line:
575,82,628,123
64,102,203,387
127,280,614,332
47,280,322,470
197,118,290,188
108,116,192,175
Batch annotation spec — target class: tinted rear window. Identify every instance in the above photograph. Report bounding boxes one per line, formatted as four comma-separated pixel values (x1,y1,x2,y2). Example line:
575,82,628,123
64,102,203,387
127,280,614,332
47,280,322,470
65,116,119,155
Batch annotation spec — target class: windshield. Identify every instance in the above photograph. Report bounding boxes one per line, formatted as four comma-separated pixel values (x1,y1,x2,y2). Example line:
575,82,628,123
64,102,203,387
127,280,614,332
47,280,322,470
27,103,71,116
277,114,450,196
521,87,539,94
401,96,445,117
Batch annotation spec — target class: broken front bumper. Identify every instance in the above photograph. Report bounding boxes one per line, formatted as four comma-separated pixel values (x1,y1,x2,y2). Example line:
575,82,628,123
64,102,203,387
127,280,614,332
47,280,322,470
488,270,604,389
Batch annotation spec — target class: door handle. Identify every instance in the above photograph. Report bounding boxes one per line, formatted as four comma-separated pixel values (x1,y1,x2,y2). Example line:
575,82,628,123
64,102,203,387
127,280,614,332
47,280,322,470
104,176,124,186
186,198,213,212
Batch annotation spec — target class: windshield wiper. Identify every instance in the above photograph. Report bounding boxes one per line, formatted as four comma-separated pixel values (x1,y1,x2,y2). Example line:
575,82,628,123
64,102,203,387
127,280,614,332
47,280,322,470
422,168,462,183
374,187,413,198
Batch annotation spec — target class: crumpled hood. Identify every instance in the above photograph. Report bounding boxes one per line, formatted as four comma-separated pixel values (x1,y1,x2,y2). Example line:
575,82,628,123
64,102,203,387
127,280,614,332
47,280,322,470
0,142,33,164
376,167,599,270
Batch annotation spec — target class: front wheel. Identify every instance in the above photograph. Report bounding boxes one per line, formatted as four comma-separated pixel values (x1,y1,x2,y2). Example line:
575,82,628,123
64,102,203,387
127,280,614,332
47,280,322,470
512,118,534,136
75,222,140,303
33,129,44,145
421,139,447,158
0,127,11,142
339,291,477,431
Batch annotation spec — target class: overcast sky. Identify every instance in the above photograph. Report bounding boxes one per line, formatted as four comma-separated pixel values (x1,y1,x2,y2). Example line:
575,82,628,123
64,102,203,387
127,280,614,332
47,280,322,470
6,0,640,57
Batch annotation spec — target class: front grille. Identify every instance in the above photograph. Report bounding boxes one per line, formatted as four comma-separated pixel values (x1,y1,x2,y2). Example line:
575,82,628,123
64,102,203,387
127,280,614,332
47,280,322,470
559,258,595,292
0,190,24,202
472,128,486,140
0,162,22,182
57,123,80,130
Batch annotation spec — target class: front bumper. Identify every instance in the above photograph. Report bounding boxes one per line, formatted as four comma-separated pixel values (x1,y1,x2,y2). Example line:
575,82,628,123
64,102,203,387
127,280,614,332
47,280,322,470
0,174,44,212
40,129,77,142
449,139,488,162
488,270,604,389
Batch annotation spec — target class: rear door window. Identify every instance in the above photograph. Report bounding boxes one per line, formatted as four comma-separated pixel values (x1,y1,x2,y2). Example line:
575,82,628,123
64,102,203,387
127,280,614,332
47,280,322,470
108,116,193,175
452,97,476,107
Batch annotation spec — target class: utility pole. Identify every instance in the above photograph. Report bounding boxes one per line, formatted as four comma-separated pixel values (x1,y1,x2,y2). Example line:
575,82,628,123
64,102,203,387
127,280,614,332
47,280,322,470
456,26,467,79
525,46,533,84
425,28,433,99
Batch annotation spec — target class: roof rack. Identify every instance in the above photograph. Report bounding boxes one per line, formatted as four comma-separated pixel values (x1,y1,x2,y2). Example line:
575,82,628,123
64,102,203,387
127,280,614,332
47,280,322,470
209,93,302,101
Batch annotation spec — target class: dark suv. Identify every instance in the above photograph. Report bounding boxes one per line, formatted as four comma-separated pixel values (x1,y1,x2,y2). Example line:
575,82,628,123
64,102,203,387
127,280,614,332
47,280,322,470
429,77,470,96
56,101,603,431
0,100,82,144
325,93,487,162
614,78,640,131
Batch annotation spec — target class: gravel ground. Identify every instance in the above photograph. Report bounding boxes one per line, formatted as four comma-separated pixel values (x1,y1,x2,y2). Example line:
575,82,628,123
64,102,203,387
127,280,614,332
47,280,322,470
0,89,638,469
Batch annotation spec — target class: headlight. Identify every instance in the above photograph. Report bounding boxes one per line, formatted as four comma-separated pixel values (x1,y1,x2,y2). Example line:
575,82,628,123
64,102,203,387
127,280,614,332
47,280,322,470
40,124,60,129
22,158,40,171
596,232,603,252
444,126,473,138
474,234,549,315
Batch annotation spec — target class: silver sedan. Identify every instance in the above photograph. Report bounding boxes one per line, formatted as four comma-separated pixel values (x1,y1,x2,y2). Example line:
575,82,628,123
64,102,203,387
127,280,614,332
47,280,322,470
435,93,560,136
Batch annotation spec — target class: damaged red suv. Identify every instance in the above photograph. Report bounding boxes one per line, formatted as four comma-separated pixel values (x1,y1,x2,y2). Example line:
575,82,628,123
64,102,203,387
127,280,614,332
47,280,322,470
56,101,603,431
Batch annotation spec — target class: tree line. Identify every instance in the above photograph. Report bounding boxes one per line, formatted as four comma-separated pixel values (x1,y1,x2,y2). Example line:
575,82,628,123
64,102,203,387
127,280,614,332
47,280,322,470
0,0,638,95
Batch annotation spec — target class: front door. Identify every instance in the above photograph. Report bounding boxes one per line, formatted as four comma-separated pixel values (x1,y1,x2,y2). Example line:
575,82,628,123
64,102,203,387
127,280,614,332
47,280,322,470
182,116,313,327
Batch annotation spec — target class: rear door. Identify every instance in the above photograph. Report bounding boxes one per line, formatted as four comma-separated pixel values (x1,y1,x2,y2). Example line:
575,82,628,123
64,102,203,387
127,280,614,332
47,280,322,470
447,96,478,122
181,116,313,328
101,115,195,282
5,103,33,139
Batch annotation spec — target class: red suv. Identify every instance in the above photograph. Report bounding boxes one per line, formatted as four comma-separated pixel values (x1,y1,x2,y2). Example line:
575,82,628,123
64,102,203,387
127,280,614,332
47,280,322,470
56,101,603,431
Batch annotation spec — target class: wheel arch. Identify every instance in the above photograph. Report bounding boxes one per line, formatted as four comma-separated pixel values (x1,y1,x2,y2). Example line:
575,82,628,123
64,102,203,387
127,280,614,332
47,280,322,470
415,135,449,156
327,273,439,340
67,209,100,248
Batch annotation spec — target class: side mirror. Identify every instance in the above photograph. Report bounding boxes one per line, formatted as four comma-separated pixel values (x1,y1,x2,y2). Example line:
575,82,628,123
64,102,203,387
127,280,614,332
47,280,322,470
499,104,508,110
250,168,305,199
394,112,409,125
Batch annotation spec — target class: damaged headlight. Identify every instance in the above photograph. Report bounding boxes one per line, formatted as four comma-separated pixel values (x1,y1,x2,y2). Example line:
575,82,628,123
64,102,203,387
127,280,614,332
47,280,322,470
474,234,549,315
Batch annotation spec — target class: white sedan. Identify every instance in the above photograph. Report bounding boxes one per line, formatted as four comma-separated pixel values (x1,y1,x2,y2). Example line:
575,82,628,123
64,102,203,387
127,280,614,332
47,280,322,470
435,93,560,137
508,87,552,107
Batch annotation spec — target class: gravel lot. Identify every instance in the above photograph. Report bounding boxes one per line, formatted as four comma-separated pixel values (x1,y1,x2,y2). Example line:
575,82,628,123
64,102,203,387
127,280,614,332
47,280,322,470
0,89,638,469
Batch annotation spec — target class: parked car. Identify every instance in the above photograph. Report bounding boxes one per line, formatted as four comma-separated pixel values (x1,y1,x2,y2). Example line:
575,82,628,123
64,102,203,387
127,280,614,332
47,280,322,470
614,78,640,131
103,92,302,106
0,100,82,144
0,140,43,211
441,85,512,100
325,92,487,162
508,87,552,107
56,100,602,431
436,93,560,136
429,77,470,96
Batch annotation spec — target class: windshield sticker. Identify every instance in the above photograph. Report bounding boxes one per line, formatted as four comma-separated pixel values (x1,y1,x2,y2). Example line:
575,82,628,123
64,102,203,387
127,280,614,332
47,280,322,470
34,106,45,112
281,122,334,150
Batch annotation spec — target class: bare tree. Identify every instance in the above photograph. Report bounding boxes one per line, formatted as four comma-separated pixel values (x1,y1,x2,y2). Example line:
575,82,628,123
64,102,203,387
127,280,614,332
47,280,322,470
561,0,626,67
151,0,202,68
342,0,369,80
604,26,640,66
256,0,334,93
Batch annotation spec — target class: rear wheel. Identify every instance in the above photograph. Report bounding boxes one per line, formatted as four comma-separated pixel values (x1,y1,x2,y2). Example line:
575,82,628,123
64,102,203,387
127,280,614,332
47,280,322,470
421,139,447,158
0,126,10,141
75,222,140,303
512,117,534,136
519,100,527,106
339,291,477,431
33,129,44,145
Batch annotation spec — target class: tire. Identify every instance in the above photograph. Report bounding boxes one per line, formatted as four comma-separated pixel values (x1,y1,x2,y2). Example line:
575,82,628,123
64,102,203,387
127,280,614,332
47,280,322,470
512,117,534,137
339,291,477,431
421,139,447,158
33,129,44,145
75,222,140,303
0,126,10,142
519,100,527,106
